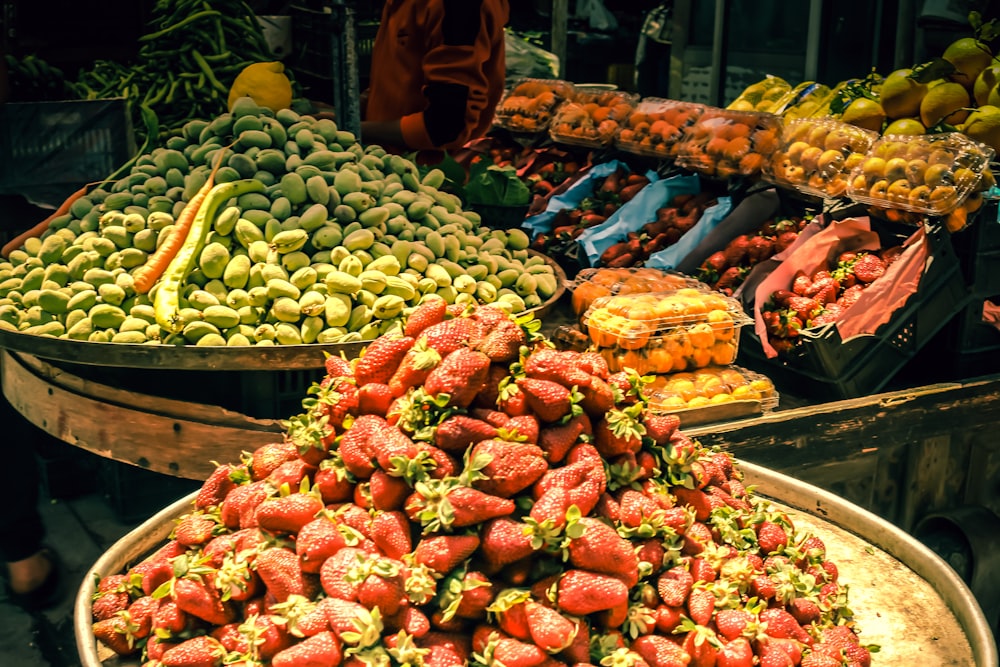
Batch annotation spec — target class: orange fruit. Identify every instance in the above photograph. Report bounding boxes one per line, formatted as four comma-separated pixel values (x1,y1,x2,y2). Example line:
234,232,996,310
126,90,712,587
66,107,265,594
706,309,735,341
616,320,651,351
688,322,716,349
691,346,713,368
710,341,737,366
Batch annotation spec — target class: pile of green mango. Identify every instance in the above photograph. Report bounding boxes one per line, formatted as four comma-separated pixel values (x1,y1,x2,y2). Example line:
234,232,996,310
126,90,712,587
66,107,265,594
0,98,559,347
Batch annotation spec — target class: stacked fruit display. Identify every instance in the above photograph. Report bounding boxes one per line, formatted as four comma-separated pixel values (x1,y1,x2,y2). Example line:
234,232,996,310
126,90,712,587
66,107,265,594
549,87,638,148
759,246,903,353
614,99,706,160
88,303,872,667
494,79,576,134
674,109,782,180
0,98,561,346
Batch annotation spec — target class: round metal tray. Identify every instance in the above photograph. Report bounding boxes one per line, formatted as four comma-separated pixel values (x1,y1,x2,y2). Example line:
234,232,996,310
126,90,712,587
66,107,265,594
75,460,997,667
0,251,566,371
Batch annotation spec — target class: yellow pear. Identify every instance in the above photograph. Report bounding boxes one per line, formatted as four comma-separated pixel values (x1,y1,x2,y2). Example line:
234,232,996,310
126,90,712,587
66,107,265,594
919,80,970,128
942,37,994,89
880,68,928,119
960,104,1000,153
973,64,1000,106
841,98,886,132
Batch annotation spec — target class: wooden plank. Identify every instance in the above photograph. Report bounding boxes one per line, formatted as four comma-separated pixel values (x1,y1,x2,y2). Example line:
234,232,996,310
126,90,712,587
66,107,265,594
1,351,280,480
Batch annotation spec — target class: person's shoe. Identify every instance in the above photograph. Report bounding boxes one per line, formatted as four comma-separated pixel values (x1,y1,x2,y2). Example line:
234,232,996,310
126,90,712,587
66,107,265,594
5,547,65,612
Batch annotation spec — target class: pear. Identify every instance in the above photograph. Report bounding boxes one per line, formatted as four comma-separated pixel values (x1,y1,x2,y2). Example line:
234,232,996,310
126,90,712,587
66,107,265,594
880,69,928,119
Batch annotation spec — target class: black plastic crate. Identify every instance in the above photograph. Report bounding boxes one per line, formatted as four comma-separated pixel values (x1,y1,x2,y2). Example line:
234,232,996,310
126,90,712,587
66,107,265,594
950,198,1000,297
909,296,1000,382
737,222,972,401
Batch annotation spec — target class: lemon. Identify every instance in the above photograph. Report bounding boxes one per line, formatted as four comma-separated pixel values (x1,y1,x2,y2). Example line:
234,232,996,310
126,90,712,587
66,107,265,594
228,61,293,113
884,117,926,135
942,37,994,89
919,80,970,128
840,98,886,132
879,68,928,119
974,64,1000,106
960,104,1000,153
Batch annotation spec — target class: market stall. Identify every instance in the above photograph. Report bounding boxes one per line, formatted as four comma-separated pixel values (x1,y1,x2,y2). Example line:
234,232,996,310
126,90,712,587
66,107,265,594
1,0,1000,664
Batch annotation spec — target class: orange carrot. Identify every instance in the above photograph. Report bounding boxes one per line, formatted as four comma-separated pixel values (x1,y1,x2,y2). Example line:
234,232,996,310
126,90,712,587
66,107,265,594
132,143,234,294
1,182,95,258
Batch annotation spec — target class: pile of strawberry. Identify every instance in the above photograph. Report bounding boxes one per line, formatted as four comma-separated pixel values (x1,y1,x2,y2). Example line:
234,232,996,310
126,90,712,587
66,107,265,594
761,246,902,353
89,301,874,667
695,216,812,296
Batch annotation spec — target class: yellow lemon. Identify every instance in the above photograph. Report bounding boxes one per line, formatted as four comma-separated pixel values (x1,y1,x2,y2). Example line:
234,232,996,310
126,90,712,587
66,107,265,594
919,80,970,128
228,61,293,113
973,64,1000,106
960,105,1000,153
880,68,929,119
840,98,886,132
884,117,926,135
942,37,994,89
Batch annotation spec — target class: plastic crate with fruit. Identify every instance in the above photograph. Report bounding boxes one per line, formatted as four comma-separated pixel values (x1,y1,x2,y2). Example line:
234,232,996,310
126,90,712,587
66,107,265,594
763,117,878,200
613,97,705,159
642,364,779,426
845,132,994,216
738,221,970,400
567,266,704,320
493,78,575,134
548,87,637,148
673,107,783,180
581,288,753,374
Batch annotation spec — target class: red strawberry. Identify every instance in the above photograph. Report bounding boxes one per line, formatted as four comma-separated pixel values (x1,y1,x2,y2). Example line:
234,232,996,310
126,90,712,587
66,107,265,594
759,608,813,645
195,463,239,509
800,650,845,667
722,234,751,265
356,558,407,616
838,283,864,309
297,515,356,573
434,415,498,452
319,547,367,601
370,509,413,560
268,459,317,489
316,376,360,430
816,625,871,667
478,517,535,573
368,469,411,510
470,407,510,428
91,575,131,621
555,569,629,615
159,635,226,666
643,411,679,445
756,520,789,555
756,636,802,667
516,377,576,423
716,637,754,667
654,604,684,633
492,636,548,667
523,347,593,389
121,595,159,640
389,341,443,396
324,353,353,378
477,316,527,363
271,630,343,667
791,270,813,296
852,253,886,283
322,597,371,636
473,364,511,410
656,566,694,607
686,586,715,626
250,441,299,481
355,335,415,386
405,297,448,338
314,457,354,504
631,633,691,667
92,616,136,656
454,571,495,619
386,604,432,637
420,317,483,355
423,348,492,408
256,490,324,535
497,383,531,416
537,412,591,463
747,235,774,262
338,414,384,479
432,486,516,528
412,534,481,575
787,597,821,625
593,407,645,457
715,608,755,641
358,382,395,416
785,296,823,326
524,600,576,653
256,546,318,604
470,439,549,498
566,517,639,586
420,631,473,667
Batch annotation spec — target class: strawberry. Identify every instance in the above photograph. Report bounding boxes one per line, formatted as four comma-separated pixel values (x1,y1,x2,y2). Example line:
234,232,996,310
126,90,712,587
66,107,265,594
195,463,239,509
478,517,535,572
296,515,356,573
92,616,136,656
314,456,354,504
656,566,694,607
324,353,353,378
523,347,593,389
385,604,432,637
593,406,645,457
654,604,684,633
703,251,729,277
420,631,472,667
470,407,510,428
673,486,718,522
722,235,752,265
516,377,577,423
715,608,756,641
355,557,407,616
420,317,483,355
267,459,318,488
247,614,296,660
800,651,845,667
473,364,511,410
416,484,516,529
555,569,629,615
497,382,531,416
806,275,840,304
256,546,318,604
316,376,360,430
525,600,576,653
717,637,755,667
338,414,384,479
389,341,443,396
756,520,789,555
454,571,495,619
756,636,802,667
470,439,549,498
631,633,691,667
686,585,715,626
838,283,864,309
747,235,775,262
815,625,871,667
492,636,548,667
423,348,492,408
172,574,237,626
434,415,498,452
579,376,616,417
501,414,537,444
683,625,720,667
413,534,481,575
787,597,821,625
791,271,813,296
477,316,528,363
370,509,413,560
852,253,886,283
256,490,324,535
91,575,131,620
250,441,299,481
643,411,679,445
271,630,344,667
150,600,191,640
405,297,449,338
159,635,226,666
537,412,591,463
759,608,813,645
811,302,844,327
355,335,415,386
322,597,371,636
566,517,639,586
785,296,823,326
319,546,367,601
358,382,395,416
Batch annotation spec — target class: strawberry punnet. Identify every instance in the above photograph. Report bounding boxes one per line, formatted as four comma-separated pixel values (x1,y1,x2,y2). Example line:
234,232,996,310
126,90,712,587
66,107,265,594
91,304,873,667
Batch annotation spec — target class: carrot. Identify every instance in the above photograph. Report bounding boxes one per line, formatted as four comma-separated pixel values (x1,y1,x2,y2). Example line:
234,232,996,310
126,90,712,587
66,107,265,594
132,142,234,294
1,182,96,258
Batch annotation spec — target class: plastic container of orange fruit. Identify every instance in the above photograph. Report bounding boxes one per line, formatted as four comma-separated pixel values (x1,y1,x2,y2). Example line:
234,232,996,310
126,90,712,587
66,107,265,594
493,78,576,134
763,117,878,200
845,132,995,215
548,87,638,148
642,364,779,425
613,97,706,159
567,266,703,319
674,107,783,180
580,288,753,374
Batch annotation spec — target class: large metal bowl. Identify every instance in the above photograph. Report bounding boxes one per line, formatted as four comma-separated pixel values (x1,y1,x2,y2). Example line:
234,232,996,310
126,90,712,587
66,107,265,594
75,460,997,667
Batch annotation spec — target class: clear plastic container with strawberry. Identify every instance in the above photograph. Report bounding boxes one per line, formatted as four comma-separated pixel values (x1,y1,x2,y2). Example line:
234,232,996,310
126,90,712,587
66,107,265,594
673,108,783,180
580,288,754,374
548,87,638,148
613,97,706,159
493,78,576,134
845,131,995,215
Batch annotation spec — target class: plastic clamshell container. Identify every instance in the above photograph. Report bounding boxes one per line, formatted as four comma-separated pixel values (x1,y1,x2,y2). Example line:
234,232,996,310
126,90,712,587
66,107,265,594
613,97,706,159
548,87,638,148
581,288,753,373
778,82,834,119
674,107,783,179
845,132,995,215
642,364,779,425
763,117,878,200
726,75,792,113
567,266,705,317
493,78,576,134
